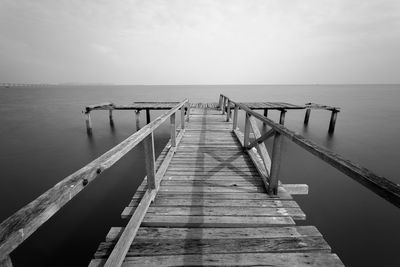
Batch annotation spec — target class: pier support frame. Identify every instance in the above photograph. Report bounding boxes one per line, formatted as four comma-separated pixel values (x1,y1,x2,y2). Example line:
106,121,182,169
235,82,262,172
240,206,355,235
109,110,114,126
135,110,141,130
143,133,157,190
269,110,286,195
328,110,339,134
304,109,311,125
226,100,231,122
262,109,268,129
146,109,151,124
85,112,92,135
170,113,176,147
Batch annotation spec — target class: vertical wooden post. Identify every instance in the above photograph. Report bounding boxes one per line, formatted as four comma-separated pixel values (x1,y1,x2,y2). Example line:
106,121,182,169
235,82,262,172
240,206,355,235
328,110,338,134
279,110,286,124
135,110,141,130
146,109,151,124
219,95,223,109
180,107,185,130
222,97,226,115
186,103,190,122
262,109,268,128
226,99,231,122
109,110,114,126
170,113,176,147
304,109,311,125
143,132,157,190
269,110,286,195
85,112,92,135
232,105,239,130
243,113,251,148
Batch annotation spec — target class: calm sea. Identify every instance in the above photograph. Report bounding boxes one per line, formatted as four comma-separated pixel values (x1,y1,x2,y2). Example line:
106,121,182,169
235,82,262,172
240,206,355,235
0,84,399,266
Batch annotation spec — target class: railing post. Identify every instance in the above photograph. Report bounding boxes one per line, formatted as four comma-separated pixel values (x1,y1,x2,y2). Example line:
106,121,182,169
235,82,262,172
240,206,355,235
170,113,176,147
244,113,251,148
304,108,311,125
135,110,141,130
180,107,185,130
226,99,231,122
222,97,226,115
262,109,268,129
279,109,286,124
143,132,157,190
232,104,239,130
109,110,114,126
328,109,338,134
146,109,151,124
85,111,92,135
186,103,190,122
269,110,286,195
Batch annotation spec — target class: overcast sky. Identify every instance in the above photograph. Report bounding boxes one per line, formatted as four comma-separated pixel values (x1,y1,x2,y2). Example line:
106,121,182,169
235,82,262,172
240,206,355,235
0,0,399,84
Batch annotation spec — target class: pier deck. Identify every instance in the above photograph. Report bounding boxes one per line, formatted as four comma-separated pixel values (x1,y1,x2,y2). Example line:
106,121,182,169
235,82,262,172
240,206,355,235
89,108,343,266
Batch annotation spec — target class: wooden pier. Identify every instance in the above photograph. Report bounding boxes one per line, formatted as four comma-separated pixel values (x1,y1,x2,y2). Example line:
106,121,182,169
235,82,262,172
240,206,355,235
1,95,399,266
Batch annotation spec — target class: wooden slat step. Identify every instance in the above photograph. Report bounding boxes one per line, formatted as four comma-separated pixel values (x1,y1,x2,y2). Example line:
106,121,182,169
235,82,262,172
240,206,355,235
89,252,343,267
137,185,267,194
132,191,293,200
105,226,321,242
166,166,257,171
122,206,306,220
140,215,295,227
160,179,263,187
129,198,299,208
168,162,255,167
94,236,329,258
162,174,260,180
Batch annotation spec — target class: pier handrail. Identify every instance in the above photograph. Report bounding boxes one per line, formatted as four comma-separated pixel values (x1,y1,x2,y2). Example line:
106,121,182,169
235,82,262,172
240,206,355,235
220,94,400,209
0,99,189,264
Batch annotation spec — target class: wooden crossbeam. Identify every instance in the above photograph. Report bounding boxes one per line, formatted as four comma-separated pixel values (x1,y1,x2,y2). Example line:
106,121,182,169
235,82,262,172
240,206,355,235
247,129,275,149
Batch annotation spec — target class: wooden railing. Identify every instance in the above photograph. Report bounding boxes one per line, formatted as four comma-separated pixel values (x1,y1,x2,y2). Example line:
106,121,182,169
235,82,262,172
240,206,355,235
0,99,189,266
220,94,400,209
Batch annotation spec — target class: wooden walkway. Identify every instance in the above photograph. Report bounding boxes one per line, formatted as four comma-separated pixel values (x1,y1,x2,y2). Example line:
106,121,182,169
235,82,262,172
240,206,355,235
89,108,343,266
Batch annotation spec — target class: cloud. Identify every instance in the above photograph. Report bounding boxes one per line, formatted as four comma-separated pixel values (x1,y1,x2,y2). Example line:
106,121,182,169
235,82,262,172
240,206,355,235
0,0,399,84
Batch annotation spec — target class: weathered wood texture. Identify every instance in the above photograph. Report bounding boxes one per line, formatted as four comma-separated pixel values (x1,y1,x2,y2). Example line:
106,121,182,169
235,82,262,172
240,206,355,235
223,94,400,208
0,99,188,258
91,107,342,266
90,252,343,267
103,125,185,267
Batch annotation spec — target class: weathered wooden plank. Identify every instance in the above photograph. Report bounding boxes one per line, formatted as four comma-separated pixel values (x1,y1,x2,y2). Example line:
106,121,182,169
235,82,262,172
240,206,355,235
164,171,259,176
103,129,186,267
90,252,343,267
168,162,254,167
95,236,329,258
133,191,292,200
166,168,255,173
283,184,309,195
248,115,272,189
105,226,320,242
140,214,295,227
143,133,157,190
154,185,266,193
128,198,299,208
159,179,263,187
104,189,156,267
122,206,305,220
136,185,266,194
